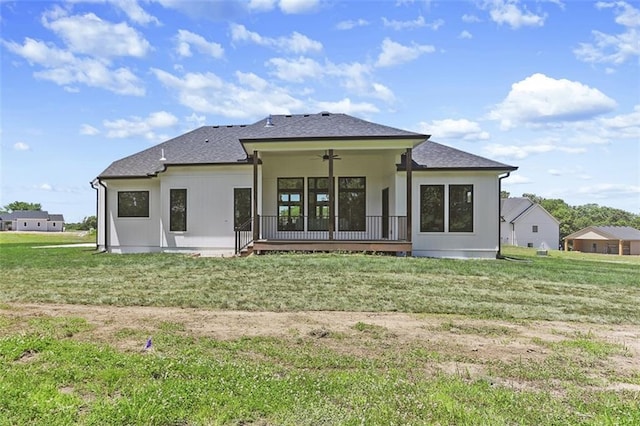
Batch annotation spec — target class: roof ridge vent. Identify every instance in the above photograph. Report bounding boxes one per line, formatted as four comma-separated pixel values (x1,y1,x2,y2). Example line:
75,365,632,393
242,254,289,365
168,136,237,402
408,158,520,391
320,111,331,116
265,114,274,127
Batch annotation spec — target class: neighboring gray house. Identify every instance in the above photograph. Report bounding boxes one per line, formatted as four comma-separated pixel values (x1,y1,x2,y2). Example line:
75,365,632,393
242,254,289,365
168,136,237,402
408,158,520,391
500,197,560,250
564,226,640,255
93,112,517,258
0,210,65,232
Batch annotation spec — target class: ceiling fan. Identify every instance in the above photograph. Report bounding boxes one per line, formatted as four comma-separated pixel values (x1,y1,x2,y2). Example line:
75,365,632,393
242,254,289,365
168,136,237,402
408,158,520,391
315,150,341,161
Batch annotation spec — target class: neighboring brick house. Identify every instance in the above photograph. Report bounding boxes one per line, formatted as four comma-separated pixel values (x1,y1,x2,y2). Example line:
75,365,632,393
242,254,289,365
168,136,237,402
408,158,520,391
0,210,65,232
500,197,560,250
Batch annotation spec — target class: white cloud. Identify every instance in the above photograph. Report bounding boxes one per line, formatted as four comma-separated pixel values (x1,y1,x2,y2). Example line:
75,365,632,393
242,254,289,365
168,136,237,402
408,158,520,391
2,37,145,95
266,57,395,103
598,105,640,139
574,1,640,65
110,0,160,25
80,124,100,135
175,29,224,58
577,183,640,198
279,0,320,14
152,68,305,118
313,98,379,115
382,16,444,30
375,38,435,67
485,0,546,29
246,0,319,14
247,0,276,12
185,113,206,128
503,174,532,184
484,142,586,160
458,30,473,39
13,142,30,151
267,56,324,82
103,111,178,141
42,11,151,58
489,73,617,130
40,183,53,191
462,14,481,23
382,16,424,30
336,19,369,30
418,118,490,141
230,24,322,53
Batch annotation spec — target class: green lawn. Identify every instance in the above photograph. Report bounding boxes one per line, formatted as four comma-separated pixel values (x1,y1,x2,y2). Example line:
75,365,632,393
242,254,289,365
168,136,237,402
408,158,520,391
1,232,639,425
1,233,638,323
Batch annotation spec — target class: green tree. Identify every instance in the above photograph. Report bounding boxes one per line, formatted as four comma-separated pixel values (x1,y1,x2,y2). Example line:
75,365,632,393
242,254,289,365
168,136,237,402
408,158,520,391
81,216,97,230
500,190,510,199
3,201,42,212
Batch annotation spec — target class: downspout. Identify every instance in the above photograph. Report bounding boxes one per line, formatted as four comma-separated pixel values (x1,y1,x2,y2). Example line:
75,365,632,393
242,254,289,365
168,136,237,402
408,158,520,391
497,172,511,259
97,178,109,252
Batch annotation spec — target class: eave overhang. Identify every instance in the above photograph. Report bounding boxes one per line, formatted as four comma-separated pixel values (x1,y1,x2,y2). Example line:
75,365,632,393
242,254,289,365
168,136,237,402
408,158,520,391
240,135,428,153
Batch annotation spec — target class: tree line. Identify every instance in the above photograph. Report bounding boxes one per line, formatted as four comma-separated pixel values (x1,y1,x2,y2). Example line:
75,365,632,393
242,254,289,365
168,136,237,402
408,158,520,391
502,192,640,241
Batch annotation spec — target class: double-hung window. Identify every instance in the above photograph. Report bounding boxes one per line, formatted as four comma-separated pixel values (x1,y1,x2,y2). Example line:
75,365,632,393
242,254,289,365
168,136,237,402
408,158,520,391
278,178,304,231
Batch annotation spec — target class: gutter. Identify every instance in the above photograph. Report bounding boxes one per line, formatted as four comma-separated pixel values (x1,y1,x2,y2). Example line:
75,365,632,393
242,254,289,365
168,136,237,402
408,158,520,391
91,178,109,252
497,172,511,259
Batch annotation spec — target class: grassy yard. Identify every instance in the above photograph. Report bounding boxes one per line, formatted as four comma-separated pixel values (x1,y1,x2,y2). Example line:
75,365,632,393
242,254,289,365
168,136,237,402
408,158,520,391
0,232,639,425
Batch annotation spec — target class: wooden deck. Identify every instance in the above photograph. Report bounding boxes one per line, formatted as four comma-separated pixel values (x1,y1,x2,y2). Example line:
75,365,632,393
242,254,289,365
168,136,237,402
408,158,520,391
251,240,412,254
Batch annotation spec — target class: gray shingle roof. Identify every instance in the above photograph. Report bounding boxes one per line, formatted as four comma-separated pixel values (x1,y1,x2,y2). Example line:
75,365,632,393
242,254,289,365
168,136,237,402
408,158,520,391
592,226,640,240
97,112,516,178
410,140,517,171
0,210,55,220
241,112,425,141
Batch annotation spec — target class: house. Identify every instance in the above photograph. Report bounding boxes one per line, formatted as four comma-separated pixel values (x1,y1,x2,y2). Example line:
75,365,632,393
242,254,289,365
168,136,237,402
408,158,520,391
564,226,640,255
92,112,517,258
500,197,560,250
0,210,65,232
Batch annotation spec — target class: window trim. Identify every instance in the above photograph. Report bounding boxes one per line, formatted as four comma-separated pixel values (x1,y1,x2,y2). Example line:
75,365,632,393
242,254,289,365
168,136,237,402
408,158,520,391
308,177,332,231
419,184,445,233
234,187,252,231
277,177,304,231
117,191,150,218
448,184,474,233
338,176,366,232
419,184,475,234
169,188,187,232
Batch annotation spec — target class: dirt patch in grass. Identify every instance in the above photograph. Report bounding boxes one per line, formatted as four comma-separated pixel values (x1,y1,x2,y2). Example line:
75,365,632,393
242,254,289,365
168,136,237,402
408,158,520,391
3,303,640,392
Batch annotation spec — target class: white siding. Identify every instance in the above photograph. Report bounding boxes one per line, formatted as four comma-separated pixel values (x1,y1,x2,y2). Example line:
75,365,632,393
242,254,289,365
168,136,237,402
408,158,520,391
47,221,64,232
104,179,161,253
410,171,500,259
511,206,559,250
160,166,253,252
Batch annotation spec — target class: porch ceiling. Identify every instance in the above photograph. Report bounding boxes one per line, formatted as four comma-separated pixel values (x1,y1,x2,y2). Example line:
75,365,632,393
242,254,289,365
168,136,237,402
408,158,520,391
241,137,424,153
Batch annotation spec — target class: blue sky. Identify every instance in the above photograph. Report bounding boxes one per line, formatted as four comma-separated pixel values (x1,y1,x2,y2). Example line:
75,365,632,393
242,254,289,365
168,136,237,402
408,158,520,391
1,0,638,223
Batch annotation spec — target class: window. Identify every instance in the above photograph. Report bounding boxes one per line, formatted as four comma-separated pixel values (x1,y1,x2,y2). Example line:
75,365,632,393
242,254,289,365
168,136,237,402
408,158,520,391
449,185,473,232
234,188,252,230
118,191,149,217
527,243,533,248
169,189,187,232
420,185,444,232
338,177,366,231
278,178,304,231
532,225,538,233
308,177,331,231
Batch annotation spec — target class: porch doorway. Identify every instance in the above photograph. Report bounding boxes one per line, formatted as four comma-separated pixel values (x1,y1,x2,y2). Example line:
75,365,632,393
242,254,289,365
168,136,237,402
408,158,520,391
382,187,389,239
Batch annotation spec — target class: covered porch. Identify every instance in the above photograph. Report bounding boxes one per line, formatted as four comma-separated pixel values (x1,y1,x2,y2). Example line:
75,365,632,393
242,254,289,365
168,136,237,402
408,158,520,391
235,131,422,254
